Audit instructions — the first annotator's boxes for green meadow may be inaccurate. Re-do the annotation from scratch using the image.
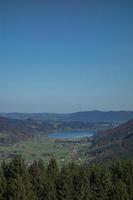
[0,137,90,165]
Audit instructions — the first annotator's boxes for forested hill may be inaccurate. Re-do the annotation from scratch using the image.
[0,110,133,122]
[0,117,34,144]
[94,119,133,145]
[88,119,133,163]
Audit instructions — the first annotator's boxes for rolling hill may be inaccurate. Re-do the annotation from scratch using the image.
[0,117,113,145]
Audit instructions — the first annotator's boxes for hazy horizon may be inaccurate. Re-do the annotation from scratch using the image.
[0,0,133,113]
[0,109,133,115]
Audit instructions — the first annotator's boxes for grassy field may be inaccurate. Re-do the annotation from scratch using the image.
[0,137,90,165]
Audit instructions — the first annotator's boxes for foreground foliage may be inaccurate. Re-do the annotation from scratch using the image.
[0,157,133,200]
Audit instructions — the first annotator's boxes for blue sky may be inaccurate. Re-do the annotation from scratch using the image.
[0,0,133,113]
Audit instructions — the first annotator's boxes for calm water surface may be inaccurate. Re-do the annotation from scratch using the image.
[48,131,94,139]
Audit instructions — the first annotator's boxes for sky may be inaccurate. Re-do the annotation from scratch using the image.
[0,0,133,113]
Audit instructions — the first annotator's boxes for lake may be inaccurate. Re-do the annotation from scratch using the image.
[48,131,94,139]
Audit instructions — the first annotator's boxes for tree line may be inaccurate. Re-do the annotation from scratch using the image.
[0,157,133,200]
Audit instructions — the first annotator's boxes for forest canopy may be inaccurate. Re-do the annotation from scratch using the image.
[0,157,133,200]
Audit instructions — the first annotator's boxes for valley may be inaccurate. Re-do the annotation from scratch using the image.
[0,136,91,166]
[0,113,133,165]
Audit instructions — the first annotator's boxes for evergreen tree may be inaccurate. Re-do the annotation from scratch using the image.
[0,157,133,200]
[72,165,91,200]
[90,166,111,200]
[0,165,6,200]
[109,180,129,200]
[57,165,72,200]
[29,159,48,200]
[121,160,133,199]
[3,156,35,200]
[47,157,59,200]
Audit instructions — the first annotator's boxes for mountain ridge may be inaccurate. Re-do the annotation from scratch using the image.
[0,110,133,122]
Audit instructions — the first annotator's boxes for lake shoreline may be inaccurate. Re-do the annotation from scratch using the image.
[48,131,94,139]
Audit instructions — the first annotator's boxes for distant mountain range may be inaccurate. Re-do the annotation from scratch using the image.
[0,111,133,122]
[88,119,133,163]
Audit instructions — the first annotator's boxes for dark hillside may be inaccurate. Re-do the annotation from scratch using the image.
[88,119,133,163]
[94,119,133,145]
